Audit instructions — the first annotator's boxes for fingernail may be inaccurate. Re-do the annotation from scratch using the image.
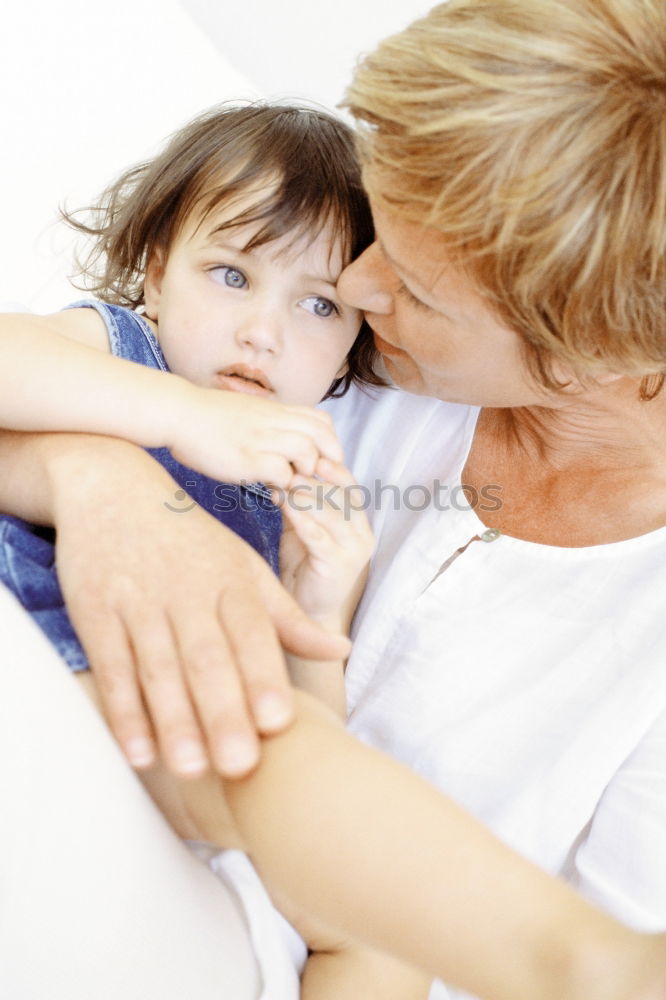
[218,737,257,776]
[173,739,208,775]
[126,737,156,768]
[256,693,291,730]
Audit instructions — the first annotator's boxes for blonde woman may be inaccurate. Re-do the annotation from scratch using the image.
[328,4,666,998]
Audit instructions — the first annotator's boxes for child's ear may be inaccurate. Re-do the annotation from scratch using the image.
[143,246,166,321]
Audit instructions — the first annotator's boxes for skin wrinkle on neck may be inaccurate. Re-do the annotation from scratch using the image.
[498,382,666,474]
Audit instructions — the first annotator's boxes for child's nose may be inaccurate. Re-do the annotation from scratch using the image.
[338,243,393,315]
[235,308,283,354]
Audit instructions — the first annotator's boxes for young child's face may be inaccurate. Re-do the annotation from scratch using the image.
[143,193,363,406]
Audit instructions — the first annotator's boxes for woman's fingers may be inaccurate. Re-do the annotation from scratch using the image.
[81,611,158,770]
[126,609,210,777]
[52,441,351,780]
[220,584,295,734]
[174,604,274,778]
[257,557,352,658]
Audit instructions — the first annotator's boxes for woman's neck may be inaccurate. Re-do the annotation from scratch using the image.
[500,378,666,474]
[463,378,666,546]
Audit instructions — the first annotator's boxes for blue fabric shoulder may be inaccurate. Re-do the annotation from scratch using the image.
[0,301,282,672]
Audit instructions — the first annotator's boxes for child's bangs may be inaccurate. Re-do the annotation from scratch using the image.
[196,170,356,265]
[187,106,374,264]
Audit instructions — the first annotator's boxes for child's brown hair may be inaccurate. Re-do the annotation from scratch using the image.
[65,102,386,397]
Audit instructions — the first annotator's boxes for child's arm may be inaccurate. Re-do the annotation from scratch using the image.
[122,685,666,1000]
[301,945,432,1000]
[82,666,430,999]
[0,309,343,487]
[279,892,433,1000]
[277,460,374,717]
[277,467,434,996]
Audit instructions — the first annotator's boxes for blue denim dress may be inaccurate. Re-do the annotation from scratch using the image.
[0,301,282,670]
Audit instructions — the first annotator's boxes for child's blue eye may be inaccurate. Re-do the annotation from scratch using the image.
[211,266,247,289]
[302,296,338,318]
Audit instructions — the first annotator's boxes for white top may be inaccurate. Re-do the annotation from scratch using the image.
[323,384,666,1000]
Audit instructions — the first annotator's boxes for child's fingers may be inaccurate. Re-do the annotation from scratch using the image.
[308,461,375,537]
[260,428,343,480]
[280,476,374,551]
[280,505,341,566]
[200,397,344,481]
[277,409,344,466]
[314,457,359,488]
[249,445,342,490]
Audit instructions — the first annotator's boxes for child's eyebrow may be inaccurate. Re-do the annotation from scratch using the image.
[201,233,248,252]
[201,233,341,289]
[203,230,338,289]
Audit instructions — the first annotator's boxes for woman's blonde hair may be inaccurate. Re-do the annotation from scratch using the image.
[345,0,666,396]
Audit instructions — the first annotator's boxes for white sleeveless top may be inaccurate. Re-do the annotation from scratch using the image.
[324,384,666,999]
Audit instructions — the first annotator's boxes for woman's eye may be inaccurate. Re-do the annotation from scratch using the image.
[210,266,247,289]
[302,296,338,318]
[397,280,430,312]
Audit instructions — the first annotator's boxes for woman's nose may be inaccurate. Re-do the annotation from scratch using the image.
[338,242,393,315]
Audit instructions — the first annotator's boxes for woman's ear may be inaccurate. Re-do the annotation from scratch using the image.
[143,247,166,321]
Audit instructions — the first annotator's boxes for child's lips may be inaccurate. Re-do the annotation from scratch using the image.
[214,365,275,397]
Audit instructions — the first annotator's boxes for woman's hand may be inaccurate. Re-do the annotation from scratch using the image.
[168,384,345,489]
[44,435,350,779]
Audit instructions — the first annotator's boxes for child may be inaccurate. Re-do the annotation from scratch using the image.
[0,102,380,715]
[0,99,427,997]
[1,102,666,1000]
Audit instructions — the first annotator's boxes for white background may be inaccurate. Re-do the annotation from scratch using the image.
[1,0,432,312]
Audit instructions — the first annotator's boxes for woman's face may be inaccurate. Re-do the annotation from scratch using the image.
[338,199,550,408]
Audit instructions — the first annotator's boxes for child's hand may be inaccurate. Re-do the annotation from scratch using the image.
[277,459,374,630]
[168,384,344,488]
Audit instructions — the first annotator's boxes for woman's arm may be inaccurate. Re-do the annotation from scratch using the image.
[0,428,349,776]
